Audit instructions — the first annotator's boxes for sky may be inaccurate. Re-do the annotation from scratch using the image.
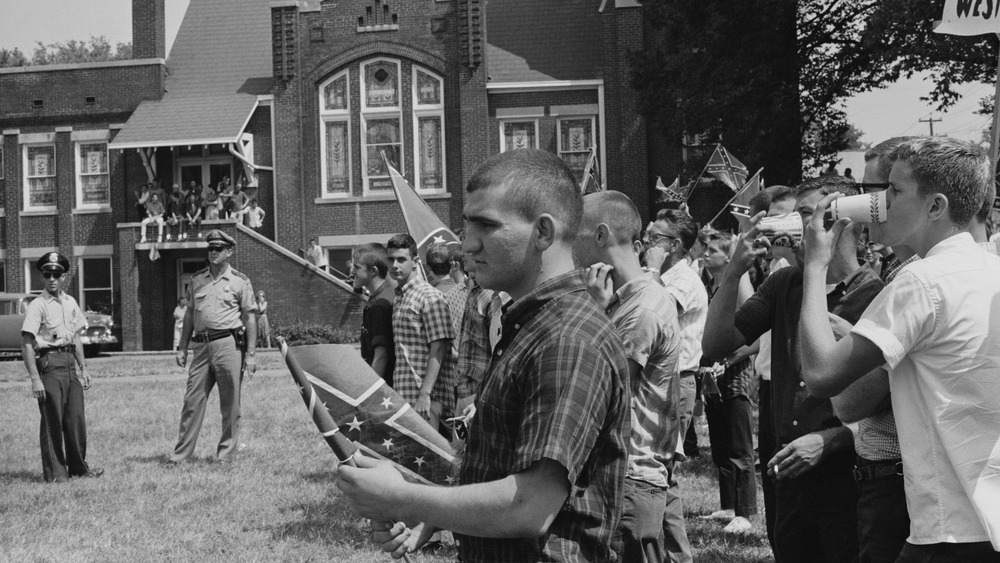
[0,0,993,159]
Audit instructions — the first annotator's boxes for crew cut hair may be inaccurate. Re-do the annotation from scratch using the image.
[465,149,583,242]
[353,243,388,278]
[888,136,991,227]
[794,176,860,199]
[582,191,643,246]
[386,233,418,258]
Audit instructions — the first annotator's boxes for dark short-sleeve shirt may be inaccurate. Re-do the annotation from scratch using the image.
[734,266,883,445]
[361,280,396,385]
[457,270,631,562]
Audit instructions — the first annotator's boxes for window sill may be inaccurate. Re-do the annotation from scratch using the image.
[20,209,57,217]
[73,207,112,215]
[314,192,451,205]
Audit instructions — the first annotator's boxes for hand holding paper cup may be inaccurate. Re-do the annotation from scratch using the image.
[757,212,803,247]
[827,191,888,224]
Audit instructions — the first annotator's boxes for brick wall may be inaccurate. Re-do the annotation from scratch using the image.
[0,63,164,125]
[132,0,166,59]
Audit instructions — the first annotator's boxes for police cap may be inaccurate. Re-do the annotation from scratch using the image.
[37,252,70,273]
[205,230,236,248]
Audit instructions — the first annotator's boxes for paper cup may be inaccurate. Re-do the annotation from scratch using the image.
[829,191,887,224]
[757,212,803,246]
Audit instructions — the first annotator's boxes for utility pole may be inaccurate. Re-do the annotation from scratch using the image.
[919,116,942,136]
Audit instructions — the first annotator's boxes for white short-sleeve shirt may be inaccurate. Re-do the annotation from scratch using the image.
[852,233,1000,548]
[660,259,708,373]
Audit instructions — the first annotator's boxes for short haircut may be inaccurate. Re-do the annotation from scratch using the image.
[425,243,452,276]
[654,208,699,251]
[748,186,795,216]
[705,230,733,256]
[353,243,389,278]
[466,149,583,242]
[794,176,860,199]
[865,136,918,181]
[888,137,991,227]
[448,244,467,274]
[386,233,418,257]
[697,226,718,247]
[581,191,642,246]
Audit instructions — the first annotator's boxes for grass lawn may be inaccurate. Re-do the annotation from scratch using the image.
[0,351,773,562]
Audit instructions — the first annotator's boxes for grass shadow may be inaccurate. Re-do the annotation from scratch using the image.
[268,500,368,547]
[0,470,43,484]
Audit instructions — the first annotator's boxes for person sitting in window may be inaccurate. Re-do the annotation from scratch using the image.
[140,193,166,243]
[217,177,235,218]
[245,199,265,231]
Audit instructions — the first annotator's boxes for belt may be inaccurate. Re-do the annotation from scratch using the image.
[190,329,236,343]
[854,459,903,481]
[38,345,75,355]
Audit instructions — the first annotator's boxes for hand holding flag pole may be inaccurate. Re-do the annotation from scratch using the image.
[280,338,415,563]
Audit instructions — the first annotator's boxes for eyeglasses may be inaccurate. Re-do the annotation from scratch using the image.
[643,231,679,245]
[856,182,890,193]
[42,272,63,279]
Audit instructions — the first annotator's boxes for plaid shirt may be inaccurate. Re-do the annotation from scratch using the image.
[880,253,918,284]
[458,270,631,563]
[392,277,456,414]
[455,283,494,399]
[444,280,471,336]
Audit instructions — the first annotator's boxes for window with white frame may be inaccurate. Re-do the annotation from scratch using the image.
[24,144,57,211]
[25,260,45,294]
[76,142,110,208]
[557,117,597,185]
[319,70,352,197]
[318,58,448,197]
[79,256,113,315]
[413,68,445,192]
[500,120,539,152]
[361,59,403,193]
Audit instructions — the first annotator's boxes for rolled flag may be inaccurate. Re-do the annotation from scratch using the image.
[579,147,604,194]
[381,151,460,278]
[282,341,459,486]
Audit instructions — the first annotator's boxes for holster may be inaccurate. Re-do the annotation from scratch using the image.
[232,327,248,374]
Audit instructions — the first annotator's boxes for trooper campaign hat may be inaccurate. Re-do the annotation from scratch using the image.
[205,230,236,248]
[37,252,70,273]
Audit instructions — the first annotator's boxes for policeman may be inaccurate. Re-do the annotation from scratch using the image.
[166,230,257,464]
[21,252,103,482]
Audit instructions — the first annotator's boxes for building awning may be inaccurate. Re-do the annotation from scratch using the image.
[108,94,258,150]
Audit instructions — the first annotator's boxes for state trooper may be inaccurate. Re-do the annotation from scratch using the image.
[165,230,257,464]
[21,252,103,482]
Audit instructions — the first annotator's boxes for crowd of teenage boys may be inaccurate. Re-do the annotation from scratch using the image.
[134,176,265,243]
[337,141,1000,563]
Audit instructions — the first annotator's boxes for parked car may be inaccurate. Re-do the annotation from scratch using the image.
[0,293,118,358]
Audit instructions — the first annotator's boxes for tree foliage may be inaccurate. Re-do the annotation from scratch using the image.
[632,0,999,179]
[0,36,131,68]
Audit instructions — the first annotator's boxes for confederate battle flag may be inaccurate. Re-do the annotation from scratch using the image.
[283,342,459,485]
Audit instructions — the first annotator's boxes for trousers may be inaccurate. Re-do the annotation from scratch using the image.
[705,394,758,517]
[37,350,89,482]
[617,478,668,563]
[170,336,242,461]
[758,380,779,558]
[857,467,909,563]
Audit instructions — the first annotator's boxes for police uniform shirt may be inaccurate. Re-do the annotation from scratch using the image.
[187,264,257,332]
[22,291,87,349]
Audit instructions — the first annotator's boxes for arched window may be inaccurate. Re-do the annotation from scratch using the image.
[318,58,447,197]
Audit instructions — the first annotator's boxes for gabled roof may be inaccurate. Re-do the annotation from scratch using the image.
[110,0,273,149]
[486,0,604,84]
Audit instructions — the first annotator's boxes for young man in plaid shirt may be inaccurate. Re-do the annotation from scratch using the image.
[386,233,456,434]
[339,149,631,562]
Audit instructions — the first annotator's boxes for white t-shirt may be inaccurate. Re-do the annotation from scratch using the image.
[660,259,708,373]
[852,233,1000,548]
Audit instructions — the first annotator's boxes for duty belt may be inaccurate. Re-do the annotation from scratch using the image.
[854,459,903,481]
[190,329,236,343]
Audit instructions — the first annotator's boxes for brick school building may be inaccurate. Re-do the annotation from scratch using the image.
[0,0,723,350]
